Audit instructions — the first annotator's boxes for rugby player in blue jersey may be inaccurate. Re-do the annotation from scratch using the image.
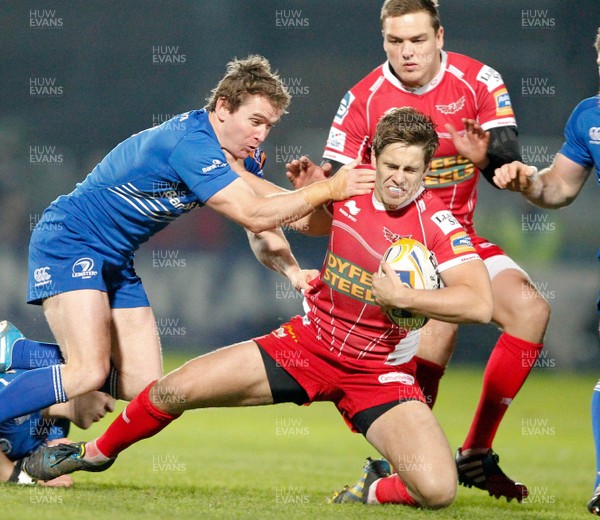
[0,55,375,427]
[493,27,600,516]
[0,369,114,487]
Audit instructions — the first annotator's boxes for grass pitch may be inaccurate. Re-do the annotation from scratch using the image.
[1,356,596,520]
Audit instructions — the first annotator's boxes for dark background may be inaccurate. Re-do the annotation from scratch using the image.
[0,1,598,370]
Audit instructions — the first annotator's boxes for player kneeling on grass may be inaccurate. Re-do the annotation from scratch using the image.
[22,107,493,509]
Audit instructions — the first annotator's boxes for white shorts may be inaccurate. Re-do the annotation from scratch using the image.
[484,254,530,281]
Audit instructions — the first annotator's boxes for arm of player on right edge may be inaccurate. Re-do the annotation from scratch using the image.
[207,158,373,234]
[493,153,592,209]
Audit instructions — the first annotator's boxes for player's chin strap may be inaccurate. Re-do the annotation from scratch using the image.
[9,459,36,485]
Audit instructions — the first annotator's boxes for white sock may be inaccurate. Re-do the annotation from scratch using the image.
[366,478,381,505]
[83,440,111,463]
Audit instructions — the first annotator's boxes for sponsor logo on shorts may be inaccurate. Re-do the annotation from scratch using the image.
[33,266,52,287]
[72,258,98,280]
[327,128,347,152]
[450,231,475,254]
[589,127,600,144]
[378,372,415,385]
[273,324,298,342]
[333,91,354,125]
[435,95,465,115]
[431,210,462,235]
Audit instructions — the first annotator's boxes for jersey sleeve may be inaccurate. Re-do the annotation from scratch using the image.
[424,197,479,272]
[168,135,240,203]
[559,101,594,168]
[323,89,370,165]
[473,64,517,131]
[243,148,267,178]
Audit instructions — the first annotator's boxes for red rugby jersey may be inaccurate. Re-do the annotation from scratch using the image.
[323,51,517,235]
[303,187,479,366]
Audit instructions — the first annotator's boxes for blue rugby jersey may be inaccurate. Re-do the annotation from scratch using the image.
[559,95,600,180]
[37,109,265,256]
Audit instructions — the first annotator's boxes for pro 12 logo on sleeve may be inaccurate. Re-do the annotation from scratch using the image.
[327,128,347,152]
[431,210,462,235]
[333,91,355,125]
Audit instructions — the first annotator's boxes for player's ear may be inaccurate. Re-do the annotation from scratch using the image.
[436,26,444,50]
[370,150,377,168]
[215,97,232,121]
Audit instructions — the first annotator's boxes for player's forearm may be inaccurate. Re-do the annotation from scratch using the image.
[243,182,329,233]
[247,228,301,280]
[387,261,493,324]
[521,167,577,209]
[399,285,493,324]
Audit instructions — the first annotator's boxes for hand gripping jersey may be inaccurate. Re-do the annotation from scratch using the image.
[324,51,516,235]
[35,110,265,259]
[302,186,479,366]
[559,95,600,177]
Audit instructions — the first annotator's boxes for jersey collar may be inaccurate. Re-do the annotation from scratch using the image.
[383,50,448,95]
[371,185,425,212]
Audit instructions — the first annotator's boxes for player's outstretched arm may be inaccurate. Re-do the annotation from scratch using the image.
[207,158,375,233]
[373,259,492,324]
[494,154,592,208]
[246,228,318,292]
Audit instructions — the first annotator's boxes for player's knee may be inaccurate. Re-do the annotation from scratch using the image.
[149,380,188,414]
[62,360,109,395]
[496,283,551,333]
[516,288,551,328]
[413,476,456,509]
[419,321,458,356]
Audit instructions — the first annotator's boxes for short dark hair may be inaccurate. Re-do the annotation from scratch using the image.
[372,107,439,164]
[205,55,290,113]
[380,0,441,32]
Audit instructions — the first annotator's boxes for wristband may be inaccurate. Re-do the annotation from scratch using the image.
[303,181,331,209]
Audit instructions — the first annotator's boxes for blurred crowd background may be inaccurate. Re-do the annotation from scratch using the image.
[1,0,598,370]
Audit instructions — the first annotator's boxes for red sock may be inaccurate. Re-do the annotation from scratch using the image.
[96,382,181,458]
[462,332,543,450]
[414,356,445,409]
[374,474,419,506]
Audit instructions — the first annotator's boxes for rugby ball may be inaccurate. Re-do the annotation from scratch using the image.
[379,238,440,330]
